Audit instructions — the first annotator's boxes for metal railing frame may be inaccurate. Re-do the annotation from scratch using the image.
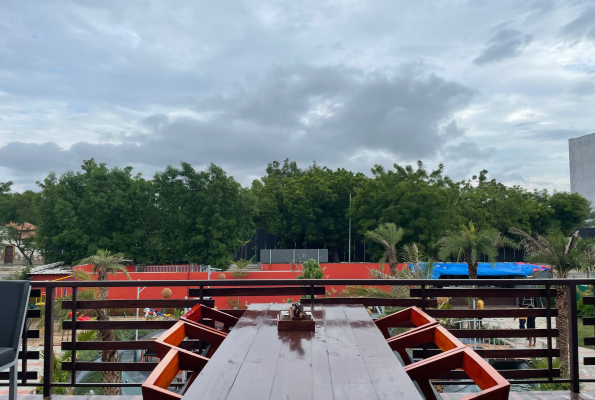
[3,277,593,395]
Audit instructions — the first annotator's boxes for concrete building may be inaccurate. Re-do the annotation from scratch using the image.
[569,132,595,208]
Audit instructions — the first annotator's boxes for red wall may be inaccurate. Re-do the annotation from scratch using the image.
[31,263,397,309]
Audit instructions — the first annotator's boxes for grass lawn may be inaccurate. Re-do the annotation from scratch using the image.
[578,318,594,349]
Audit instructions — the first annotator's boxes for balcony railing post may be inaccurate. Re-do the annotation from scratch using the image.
[545,284,553,381]
[568,284,580,393]
[199,285,204,305]
[21,302,29,385]
[310,285,315,308]
[43,286,55,397]
[420,284,427,360]
[71,288,77,385]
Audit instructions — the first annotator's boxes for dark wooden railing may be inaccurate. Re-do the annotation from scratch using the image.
[2,278,594,395]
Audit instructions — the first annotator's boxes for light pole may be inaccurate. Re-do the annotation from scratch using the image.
[348,193,352,263]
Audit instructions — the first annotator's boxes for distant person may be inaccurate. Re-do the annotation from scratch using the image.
[527,306,537,347]
[477,299,484,326]
[514,304,527,330]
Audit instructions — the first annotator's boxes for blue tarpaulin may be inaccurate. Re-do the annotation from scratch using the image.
[420,262,547,279]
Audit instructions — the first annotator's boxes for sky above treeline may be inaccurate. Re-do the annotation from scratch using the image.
[0,1,594,192]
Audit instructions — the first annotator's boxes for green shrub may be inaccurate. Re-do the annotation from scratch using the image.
[529,357,572,391]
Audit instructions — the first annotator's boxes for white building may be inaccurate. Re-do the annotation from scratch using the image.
[569,132,595,209]
[0,222,44,266]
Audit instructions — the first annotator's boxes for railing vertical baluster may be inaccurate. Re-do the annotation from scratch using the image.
[198,285,205,355]
[43,286,55,397]
[568,284,580,393]
[420,284,427,360]
[310,285,315,308]
[21,307,28,384]
[71,288,78,385]
[545,284,553,381]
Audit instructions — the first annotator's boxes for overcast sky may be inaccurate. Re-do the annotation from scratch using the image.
[0,0,594,191]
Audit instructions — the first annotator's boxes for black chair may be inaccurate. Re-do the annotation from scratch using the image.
[0,280,31,400]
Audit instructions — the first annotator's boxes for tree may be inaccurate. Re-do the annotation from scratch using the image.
[0,182,11,194]
[400,243,435,280]
[36,160,154,264]
[252,160,366,261]
[438,222,516,279]
[296,259,325,279]
[0,222,39,266]
[548,192,590,234]
[528,191,590,235]
[353,162,461,256]
[365,223,403,276]
[80,250,131,395]
[150,162,256,269]
[509,226,595,377]
[459,170,535,233]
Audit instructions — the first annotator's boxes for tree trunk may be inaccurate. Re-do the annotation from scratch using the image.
[97,271,121,395]
[15,246,34,266]
[467,258,478,309]
[468,262,478,280]
[388,248,398,277]
[556,285,570,377]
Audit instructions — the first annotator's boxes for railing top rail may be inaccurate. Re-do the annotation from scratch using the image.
[29,277,595,288]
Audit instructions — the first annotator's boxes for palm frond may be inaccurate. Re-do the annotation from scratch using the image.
[365,223,403,248]
[509,227,547,252]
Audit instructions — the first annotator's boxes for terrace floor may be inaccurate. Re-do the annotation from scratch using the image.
[2,392,595,400]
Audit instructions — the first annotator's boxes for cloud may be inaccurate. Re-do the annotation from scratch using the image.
[443,141,495,161]
[0,142,75,176]
[473,29,533,65]
[0,1,594,193]
[0,64,475,185]
[528,129,587,141]
[571,81,595,95]
[559,7,595,42]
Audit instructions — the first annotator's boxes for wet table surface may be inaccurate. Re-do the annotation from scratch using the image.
[182,303,422,400]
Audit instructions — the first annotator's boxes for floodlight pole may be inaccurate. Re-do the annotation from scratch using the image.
[348,193,351,263]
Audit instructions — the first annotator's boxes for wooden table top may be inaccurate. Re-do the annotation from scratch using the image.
[182,303,422,400]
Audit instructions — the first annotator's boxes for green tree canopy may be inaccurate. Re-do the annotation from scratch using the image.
[36,159,153,264]
[352,161,461,255]
[149,162,256,269]
[253,159,366,261]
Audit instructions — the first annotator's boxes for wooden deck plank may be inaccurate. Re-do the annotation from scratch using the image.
[309,306,335,400]
[322,305,387,399]
[268,307,316,400]
[342,304,422,400]
[183,303,269,400]
[225,304,286,400]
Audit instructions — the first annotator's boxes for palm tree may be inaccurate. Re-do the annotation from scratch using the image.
[80,250,131,395]
[401,243,435,280]
[438,222,516,280]
[365,223,403,276]
[343,243,435,300]
[509,226,595,377]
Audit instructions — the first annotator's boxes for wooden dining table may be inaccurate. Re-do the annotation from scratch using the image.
[181,303,423,400]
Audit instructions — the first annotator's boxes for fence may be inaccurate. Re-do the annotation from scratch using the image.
[3,278,594,395]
